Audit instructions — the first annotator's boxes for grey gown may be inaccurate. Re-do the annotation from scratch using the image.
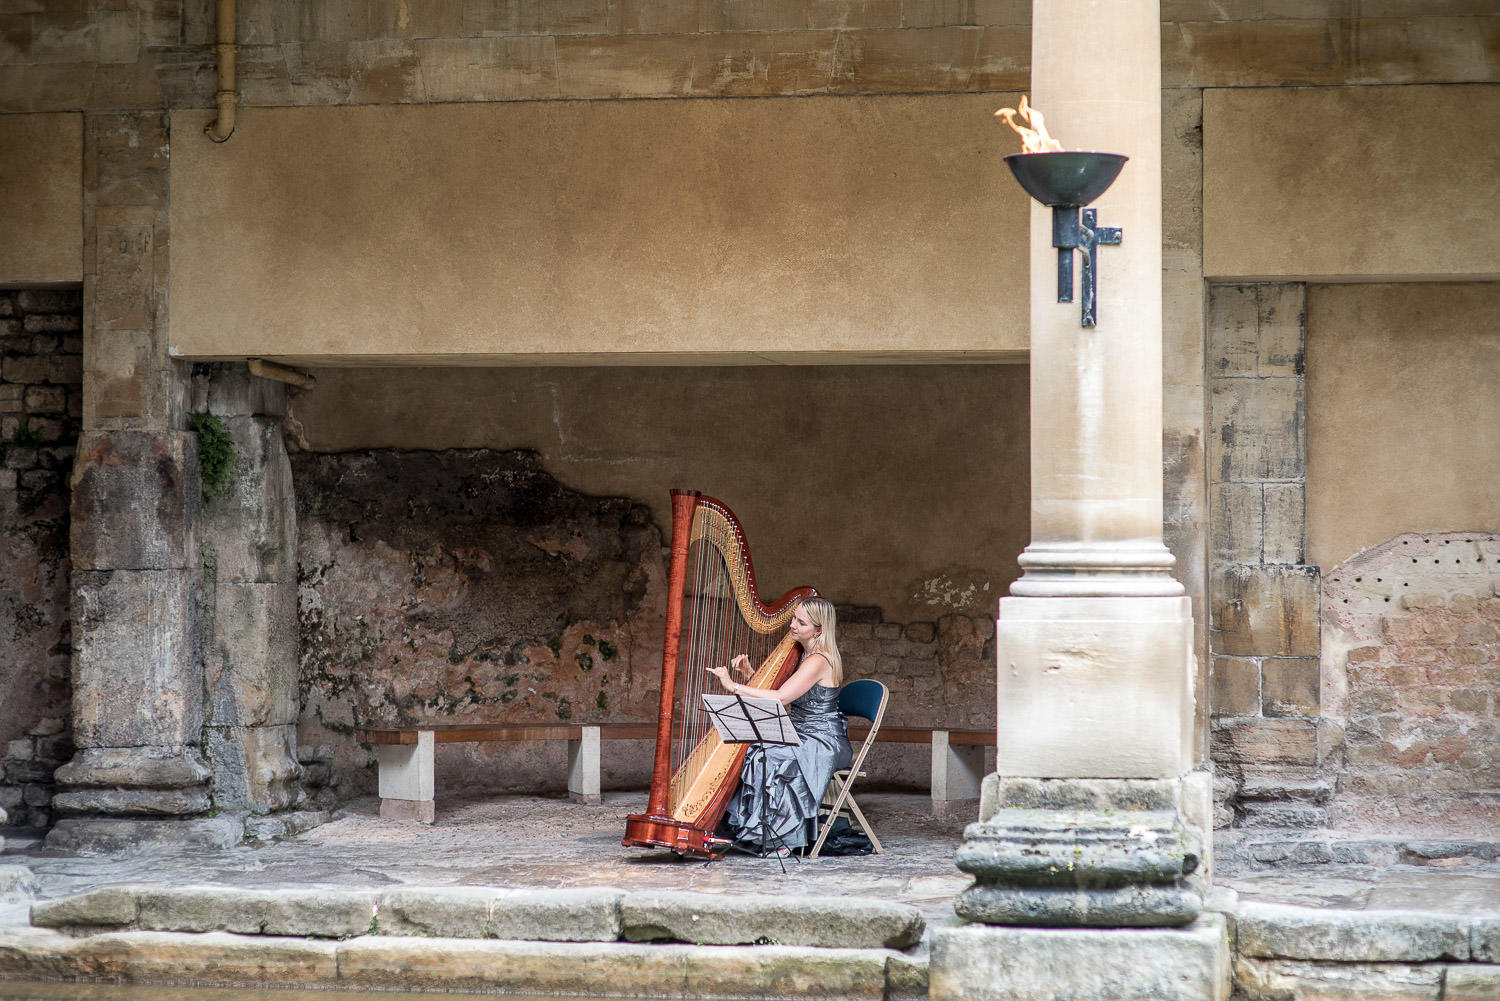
[724,683,853,853]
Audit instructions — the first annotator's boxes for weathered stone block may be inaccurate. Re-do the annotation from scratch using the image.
[70,569,204,748]
[31,886,141,929]
[1260,481,1306,564]
[135,886,266,934]
[619,891,924,949]
[1211,563,1320,657]
[200,415,296,585]
[1254,283,1306,376]
[929,914,1230,1001]
[1472,916,1500,962]
[1261,656,1319,717]
[50,787,211,817]
[1206,284,1260,377]
[43,816,243,853]
[1231,956,1441,1001]
[205,581,299,727]
[1208,376,1304,485]
[378,886,622,941]
[70,930,339,988]
[1211,655,1261,717]
[260,889,380,938]
[1210,717,1318,767]
[203,723,303,814]
[1447,965,1500,1001]
[1210,482,1263,564]
[70,429,199,570]
[333,937,893,998]
[1235,901,1469,961]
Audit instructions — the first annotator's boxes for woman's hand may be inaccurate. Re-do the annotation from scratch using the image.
[708,665,736,690]
[729,653,752,678]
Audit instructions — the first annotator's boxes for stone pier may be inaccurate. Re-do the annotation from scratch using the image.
[930,2,1228,997]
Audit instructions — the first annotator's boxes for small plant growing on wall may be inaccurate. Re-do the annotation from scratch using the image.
[188,412,238,505]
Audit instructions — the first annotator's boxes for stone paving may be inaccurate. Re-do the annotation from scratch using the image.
[0,792,976,929]
[3,791,1500,998]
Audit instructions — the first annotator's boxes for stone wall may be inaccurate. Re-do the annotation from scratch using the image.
[293,448,995,798]
[0,289,82,828]
[1204,283,1324,828]
[1322,533,1500,836]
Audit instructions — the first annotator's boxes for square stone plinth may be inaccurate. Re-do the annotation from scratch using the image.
[929,913,1230,1001]
[995,595,1194,778]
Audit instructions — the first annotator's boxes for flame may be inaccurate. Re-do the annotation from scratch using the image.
[994,96,1062,154]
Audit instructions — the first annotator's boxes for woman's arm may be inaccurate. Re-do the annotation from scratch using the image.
[711,652,833,705]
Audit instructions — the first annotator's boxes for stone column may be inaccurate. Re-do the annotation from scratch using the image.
[931,3,1226,998]
[47,113,237,852]
[195,364,304,820]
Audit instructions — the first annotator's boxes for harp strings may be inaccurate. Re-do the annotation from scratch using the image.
[668,508,773,805]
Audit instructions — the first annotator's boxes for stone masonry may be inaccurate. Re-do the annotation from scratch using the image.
[292,448,996,801]
[0,289,82,830]
[1206,283,1325,829]
[1323,532,1500,835]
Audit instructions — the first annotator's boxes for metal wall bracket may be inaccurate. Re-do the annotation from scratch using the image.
[1052,207,1123,328]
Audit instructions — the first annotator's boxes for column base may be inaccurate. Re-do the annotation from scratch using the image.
[930,914,1231,1001]
[45,816,245,853]
[51,746,213,818]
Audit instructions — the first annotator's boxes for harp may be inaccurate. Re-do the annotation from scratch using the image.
[623,490,816,858]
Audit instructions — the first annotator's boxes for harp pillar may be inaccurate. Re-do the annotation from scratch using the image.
[932,3,1228,998]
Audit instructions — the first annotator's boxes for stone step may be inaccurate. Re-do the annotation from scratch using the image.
[1237,776,1333,805]
[29,884,926,951]
[1237,802,1330,829]
[0,925,924,1000]
[1219,833,1500,870]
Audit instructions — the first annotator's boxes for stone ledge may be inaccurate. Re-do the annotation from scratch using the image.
[30,885,925,951]
[1236,901,1472,962]
[0,925,917,1000]
[619,890,924,949]
[929,913,1231,1001]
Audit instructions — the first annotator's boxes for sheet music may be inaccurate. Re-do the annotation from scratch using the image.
[702,694,801,746]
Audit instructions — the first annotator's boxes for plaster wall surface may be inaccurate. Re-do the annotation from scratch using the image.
[1305,282,1500,571]
[0,114,82,285]
[1203,85,1500,282]
[287,364,1029,624]
[168,96,1029,365]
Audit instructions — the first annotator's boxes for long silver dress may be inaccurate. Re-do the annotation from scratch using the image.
[724,683,853,854]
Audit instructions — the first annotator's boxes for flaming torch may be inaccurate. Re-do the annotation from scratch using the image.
[996,97,1127,328]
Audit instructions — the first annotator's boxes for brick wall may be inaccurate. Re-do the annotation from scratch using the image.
[0,288,82,828]
[1323,533,1500,835]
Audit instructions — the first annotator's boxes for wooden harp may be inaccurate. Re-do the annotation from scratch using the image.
[623,490,815,858]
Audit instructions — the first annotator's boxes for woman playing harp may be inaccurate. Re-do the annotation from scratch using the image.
[709,596,853,857]
[623,491,832,858]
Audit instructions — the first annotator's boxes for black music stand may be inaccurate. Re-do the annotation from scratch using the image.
[702,693,804,870]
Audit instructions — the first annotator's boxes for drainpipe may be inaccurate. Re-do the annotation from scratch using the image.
[205,0,238,142]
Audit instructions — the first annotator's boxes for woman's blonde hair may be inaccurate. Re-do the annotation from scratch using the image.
[799,596,843,685]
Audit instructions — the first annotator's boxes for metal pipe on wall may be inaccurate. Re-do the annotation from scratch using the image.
[205,0,238,142]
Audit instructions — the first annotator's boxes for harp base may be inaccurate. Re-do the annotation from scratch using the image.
[623,812,727,859]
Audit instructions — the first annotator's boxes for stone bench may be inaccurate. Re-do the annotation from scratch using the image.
[850,726,995,818]
[356,722,994,823]
[356,723,656,822]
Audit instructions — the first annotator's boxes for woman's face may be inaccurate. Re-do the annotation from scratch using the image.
[788,606,820,646]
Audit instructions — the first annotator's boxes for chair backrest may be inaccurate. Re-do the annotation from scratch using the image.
[839,679,888,728]
[838,679,889,783]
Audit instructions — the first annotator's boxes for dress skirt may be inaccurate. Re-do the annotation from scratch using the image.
[724,683,853,853]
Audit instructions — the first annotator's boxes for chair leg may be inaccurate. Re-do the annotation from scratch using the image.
[842,794,883,854]
[809,773,852,858]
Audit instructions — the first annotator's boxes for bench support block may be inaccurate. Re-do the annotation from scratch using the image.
[931,730,986,818]
[376,732,435,824]
[567,726,602,804]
